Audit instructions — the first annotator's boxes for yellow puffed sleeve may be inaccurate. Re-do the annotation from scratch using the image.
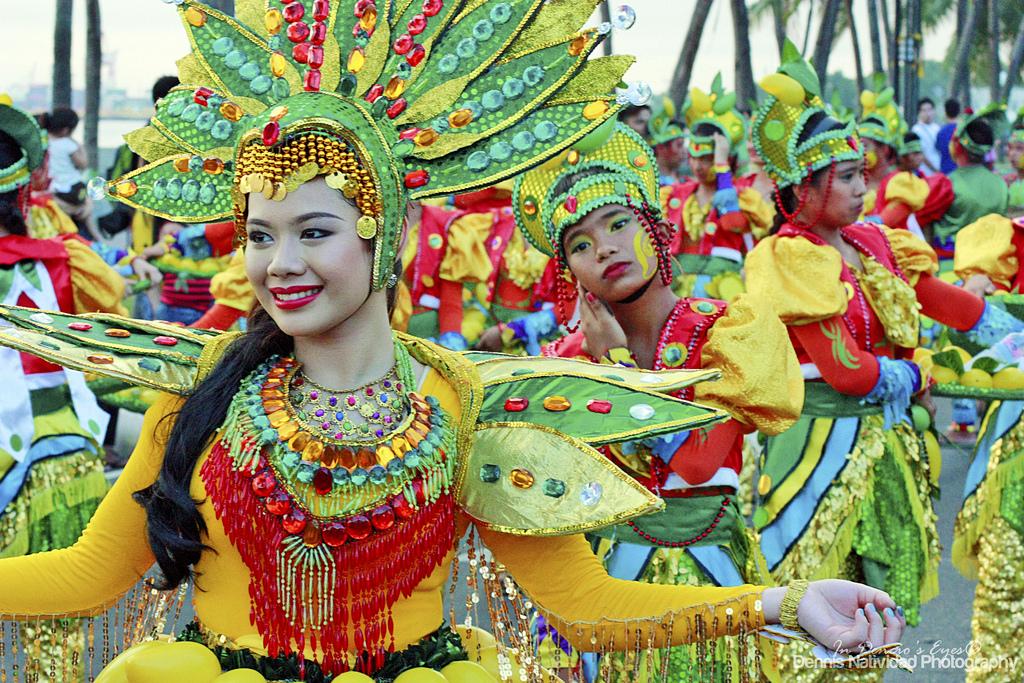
[953,214,1017,288]
[880,224,938,285]
[743,234,847,325]
[883,171,928,212]
[695,294,803,435]
[738,188,775,238]
[862,188,878,217]
[438,212,494,283]
[210,248,255,313]
[64,238,128,315]
[390,280,413,332]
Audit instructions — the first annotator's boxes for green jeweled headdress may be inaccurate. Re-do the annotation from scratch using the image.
[102,0,635,289]
[1008,106,1024,144]
[683,73,745,157]
[512,121,659,262]
[0,95,45,194]
[751,39,860,188]
[646,95,685,146]
[955,102,1007,157]
[857,87,905,149]
[900,133,922,156]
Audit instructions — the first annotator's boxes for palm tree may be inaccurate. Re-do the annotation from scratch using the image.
[668,0,714,108]
[987,0,999,103]
[811,0,843,93]
[866,0,886,77]
[948,0,981,102]
[84,0,101,169]
[844,0,866,94]
[600,1,612,57]
[731,0,757,111]
[1001,17,1024,102]
[52,0,74,109]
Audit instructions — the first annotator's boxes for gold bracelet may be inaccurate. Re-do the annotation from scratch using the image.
[780,579,809,631]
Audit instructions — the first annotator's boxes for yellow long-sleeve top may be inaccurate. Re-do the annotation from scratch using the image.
[0,367,765,658]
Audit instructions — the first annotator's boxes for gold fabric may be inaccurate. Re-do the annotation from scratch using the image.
[853,256,920,348]
[209,248,255,313]
[744,235,848,325]
[26,199,78,239]
[131,210,155,254]
[880,224,938,285]
[695,293,803,435]
[954,214,1017,288]
[501,227,549,290]
[438,212,494,283]
[682,192,709,243]
[862,189,878,217]
[390,280,413,332]
[883,172,928,212]
[64,238,128,316]
[738,188,775,238]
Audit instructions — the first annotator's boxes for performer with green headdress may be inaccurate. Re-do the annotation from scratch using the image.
[1005,107,1024,209]
[660,75,774,300]
[0,3,905,682]
[743,38,1014,681]
[645,95,687,186]
[514,120,804,681]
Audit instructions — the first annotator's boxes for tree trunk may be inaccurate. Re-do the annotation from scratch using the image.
[1001,13,1024,102]
[955,0,971,105]
[948,0,981,102]
[731,0,756,111]
[867,0,885,77]
[668,0,715,108]
[988,0,1000,102]
[801,2,815,56]
[880,0,896,89]
[770,0,786,57]
[599,1,612,57]
[845,0,866,94]
[52,0,74,109]
[84,0,101,170]
[812,0,843,94]
[205,0,234,14]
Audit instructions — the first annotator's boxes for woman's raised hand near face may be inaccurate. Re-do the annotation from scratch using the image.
[577,282,628,360]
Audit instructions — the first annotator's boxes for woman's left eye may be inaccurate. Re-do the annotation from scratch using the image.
[301,228,332,240]
[609,218,630,232]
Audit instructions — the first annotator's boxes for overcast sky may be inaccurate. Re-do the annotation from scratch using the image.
[4,0,958,99]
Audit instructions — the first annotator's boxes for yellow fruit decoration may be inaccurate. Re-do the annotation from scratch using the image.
[993,366,1024,390]
[688,87,712,114]
[930,365,959,384]
[959,368,993,389]
[912,347,933,365]
[439,660,498,682]
[759,73,805,107]
[859,89,877,111]
[331,673,376,682]
[215,670,268,682]
[393,669,448,683]
[924,430,942,487]
[944,346,973,365]
[94,641,165,683]
[124,641,222,683]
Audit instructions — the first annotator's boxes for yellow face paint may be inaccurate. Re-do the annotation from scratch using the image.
[864,150,878,170]
[633,226,657,280]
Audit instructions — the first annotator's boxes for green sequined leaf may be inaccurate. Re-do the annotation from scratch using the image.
[124,125,187,163]
[545,55,634,107]
[106,154,235,223]
[151,87,252,155]
[504,0,598,55]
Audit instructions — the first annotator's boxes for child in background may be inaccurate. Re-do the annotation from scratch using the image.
[39,108,92,237]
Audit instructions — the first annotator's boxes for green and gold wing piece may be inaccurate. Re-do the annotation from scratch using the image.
[455,350,728,535]
[0,305,236,395]
[101,0,639,289]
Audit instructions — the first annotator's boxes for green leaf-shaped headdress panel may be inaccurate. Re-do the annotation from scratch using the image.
[954,102,1008,158]
[0,96,45,194]
[750,39,860,188]
[101,0,636,290]
[682,73,744,157]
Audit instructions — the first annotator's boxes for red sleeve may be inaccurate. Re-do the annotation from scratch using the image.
[437,277,464,335]
[913,273,985,331]
[915,174,955,227]
[792,317,880,396]
[190,302,244,330]
[667,420,745,485]
[203,221,237,257]
[879,202,913,230]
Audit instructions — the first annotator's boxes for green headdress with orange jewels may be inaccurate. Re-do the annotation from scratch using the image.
[101,0,636,289]
[0,95,45,194]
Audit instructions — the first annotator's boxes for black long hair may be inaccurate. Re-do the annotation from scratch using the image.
[0,131,28,236]
[134,306,293,588]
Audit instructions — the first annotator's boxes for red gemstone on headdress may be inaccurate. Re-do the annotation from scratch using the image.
[346,514,372,540]
[308,46,325,69]
[293,42,310,63]
[504,397,529,412]
[565,195,578,213]
[391,493,415,519]
[587,399,613,414]
[399,128,421,140]
[387,98,407,118]
[266,491,292,516]
[422,0,443,17]
[193,87,213,106]
[322,522,348,547]
[365,84,384,103]
[406,44,426,67]
[408,13,427,34]
[252,470,277,497]
[304,69,322,91]
[310,21,328,45]
[282,509,308,534]
[354,0,374,16]
[153,335,178,346]
[312,0,330,21]
[283,3,305,22]
[371,504,395,530]
[393,33,414,55]
[404,169,430,188]
[263,121,281,146]
[287,21,310,42]
[68,322,93,331]
[312,467,333,495]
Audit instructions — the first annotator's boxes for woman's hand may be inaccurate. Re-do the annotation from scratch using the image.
[712,133,730,167]
[763,580,905,653]
[130,257,163,287]
[577,284,627,360]
[963,273,996,298]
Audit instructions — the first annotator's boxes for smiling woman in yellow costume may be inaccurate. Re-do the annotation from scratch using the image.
[0,3,904,682]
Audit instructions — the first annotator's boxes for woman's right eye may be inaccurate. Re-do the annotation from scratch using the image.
[247,230,272,244]
[570,239,591,254]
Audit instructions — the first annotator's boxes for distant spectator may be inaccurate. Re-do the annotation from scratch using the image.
[618,104,651,137]
[936,98,960,174]
[40,108,92,237]
[912,98,941,175]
